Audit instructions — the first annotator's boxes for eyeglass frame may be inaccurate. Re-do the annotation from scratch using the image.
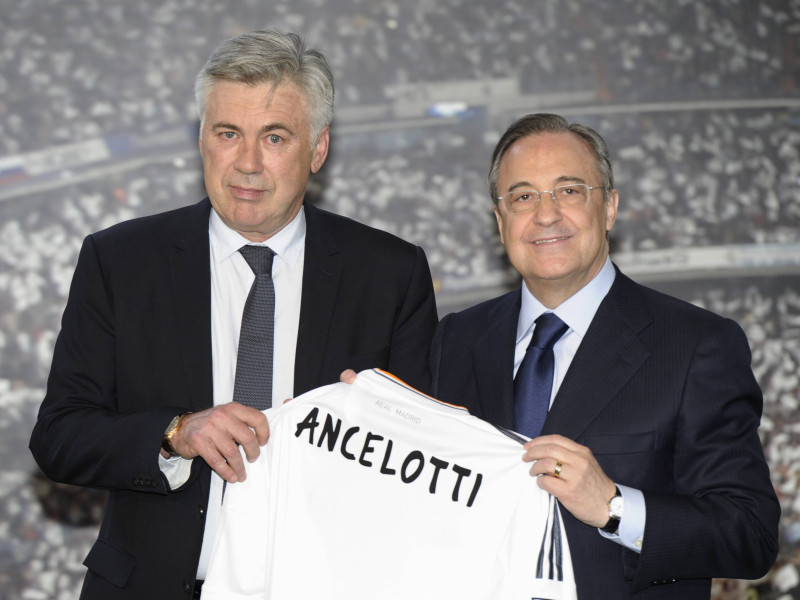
[495,183,608,213]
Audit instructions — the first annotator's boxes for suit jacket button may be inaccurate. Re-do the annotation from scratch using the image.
[183,581,191,593]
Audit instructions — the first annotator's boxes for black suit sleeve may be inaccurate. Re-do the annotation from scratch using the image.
[632,317,779,589]
[29,234,180,494]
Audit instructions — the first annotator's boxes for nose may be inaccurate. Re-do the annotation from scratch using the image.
[532,191,562,227]
[235,139,263,175]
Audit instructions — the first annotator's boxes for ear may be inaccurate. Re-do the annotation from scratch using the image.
[605,188,619,232]
[494,205,505,245]
[310,126,330,173]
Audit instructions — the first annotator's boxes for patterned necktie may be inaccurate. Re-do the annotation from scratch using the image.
[513,312,569,438]
[232,245,276,411]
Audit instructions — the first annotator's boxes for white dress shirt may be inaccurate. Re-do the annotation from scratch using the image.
[160,205,305,578]
[514,257,646,553]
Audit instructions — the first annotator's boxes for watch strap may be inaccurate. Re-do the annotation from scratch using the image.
[601,486,622,534]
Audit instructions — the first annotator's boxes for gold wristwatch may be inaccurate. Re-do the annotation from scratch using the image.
[161,413,190,457]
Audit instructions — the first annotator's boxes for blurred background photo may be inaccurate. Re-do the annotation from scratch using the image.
[1,1,798,598]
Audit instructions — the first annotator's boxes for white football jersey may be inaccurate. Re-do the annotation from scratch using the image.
[203,369,576,600]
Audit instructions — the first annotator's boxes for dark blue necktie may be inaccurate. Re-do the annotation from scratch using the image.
[513,312,569,438]
[232,245,276,411]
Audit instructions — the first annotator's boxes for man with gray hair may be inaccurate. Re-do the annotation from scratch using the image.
[30,30,437,599]
[431,113,779,598]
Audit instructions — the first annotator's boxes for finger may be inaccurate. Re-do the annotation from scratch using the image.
[195,438,241,483]
[218,439,247,481]
[528,457,563,479]
[535,472,565,496]
[339,369,357,384]
[219,403,269,445]
[523,435,592,465]
[523,433,578,453]
[220,409,268,461]
[522,443,567,464]
[255,416,270,445]
[237,407,269,446]
[236,429,261,464]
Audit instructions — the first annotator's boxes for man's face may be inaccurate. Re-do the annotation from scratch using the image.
[199,80,329,242]
[494,131,618,307]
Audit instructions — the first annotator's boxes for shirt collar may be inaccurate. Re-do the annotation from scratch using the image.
[517,257,616,343]
[209,206,306,267]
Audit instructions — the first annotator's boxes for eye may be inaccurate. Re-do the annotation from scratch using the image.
[514,191,535,203]
[221,131,237,140]
[267,134,283,144]
[554,184,590,205]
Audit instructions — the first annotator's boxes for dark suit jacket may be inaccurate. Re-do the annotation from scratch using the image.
[430,265,779,599]
[29,199,438,599]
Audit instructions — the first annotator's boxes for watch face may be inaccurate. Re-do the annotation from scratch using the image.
[609,496,624,519]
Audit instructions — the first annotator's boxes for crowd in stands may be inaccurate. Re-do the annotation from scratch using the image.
[1,0,796,154]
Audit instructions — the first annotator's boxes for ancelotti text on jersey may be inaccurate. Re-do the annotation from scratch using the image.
[294,407,484,508]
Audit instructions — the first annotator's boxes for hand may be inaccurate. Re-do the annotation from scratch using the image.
[523,434,616,528]
[169,403,269,483]
[339,369,357,384]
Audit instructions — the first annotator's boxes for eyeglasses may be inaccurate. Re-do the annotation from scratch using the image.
[496,183,606,214]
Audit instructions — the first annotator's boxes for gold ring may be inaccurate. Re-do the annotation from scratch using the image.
[554,462,563,478]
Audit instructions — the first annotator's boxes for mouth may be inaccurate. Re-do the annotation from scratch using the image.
[533,236,570,245]
[229,185,266,200]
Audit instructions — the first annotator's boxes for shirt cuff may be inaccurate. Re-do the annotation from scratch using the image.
[158,453,194,490]
[598,484,645,553]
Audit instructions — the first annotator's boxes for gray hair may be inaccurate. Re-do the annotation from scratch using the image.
[194,30,334,145]
[488,113,615,204]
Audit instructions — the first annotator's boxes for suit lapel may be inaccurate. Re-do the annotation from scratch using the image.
[473,291,519,429]
[543,270,652,440]
[294,204,343,395]
[170,199,214,412]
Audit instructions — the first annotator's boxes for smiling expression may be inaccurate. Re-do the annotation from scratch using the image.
[494,131,618,308]
[199,80,329,242]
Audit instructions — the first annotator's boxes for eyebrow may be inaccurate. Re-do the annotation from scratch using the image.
[210,122,295,135]
[507,174,588,192]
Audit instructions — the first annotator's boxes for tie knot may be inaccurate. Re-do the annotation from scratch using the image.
[529,313,569,350]
[239,245,275,275]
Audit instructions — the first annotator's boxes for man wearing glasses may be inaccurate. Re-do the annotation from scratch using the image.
[430,113,779,599]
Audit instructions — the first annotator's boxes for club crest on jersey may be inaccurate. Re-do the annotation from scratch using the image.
[294,407,484,508]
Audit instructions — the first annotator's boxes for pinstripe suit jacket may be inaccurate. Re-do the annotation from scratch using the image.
[430,264,779,599]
